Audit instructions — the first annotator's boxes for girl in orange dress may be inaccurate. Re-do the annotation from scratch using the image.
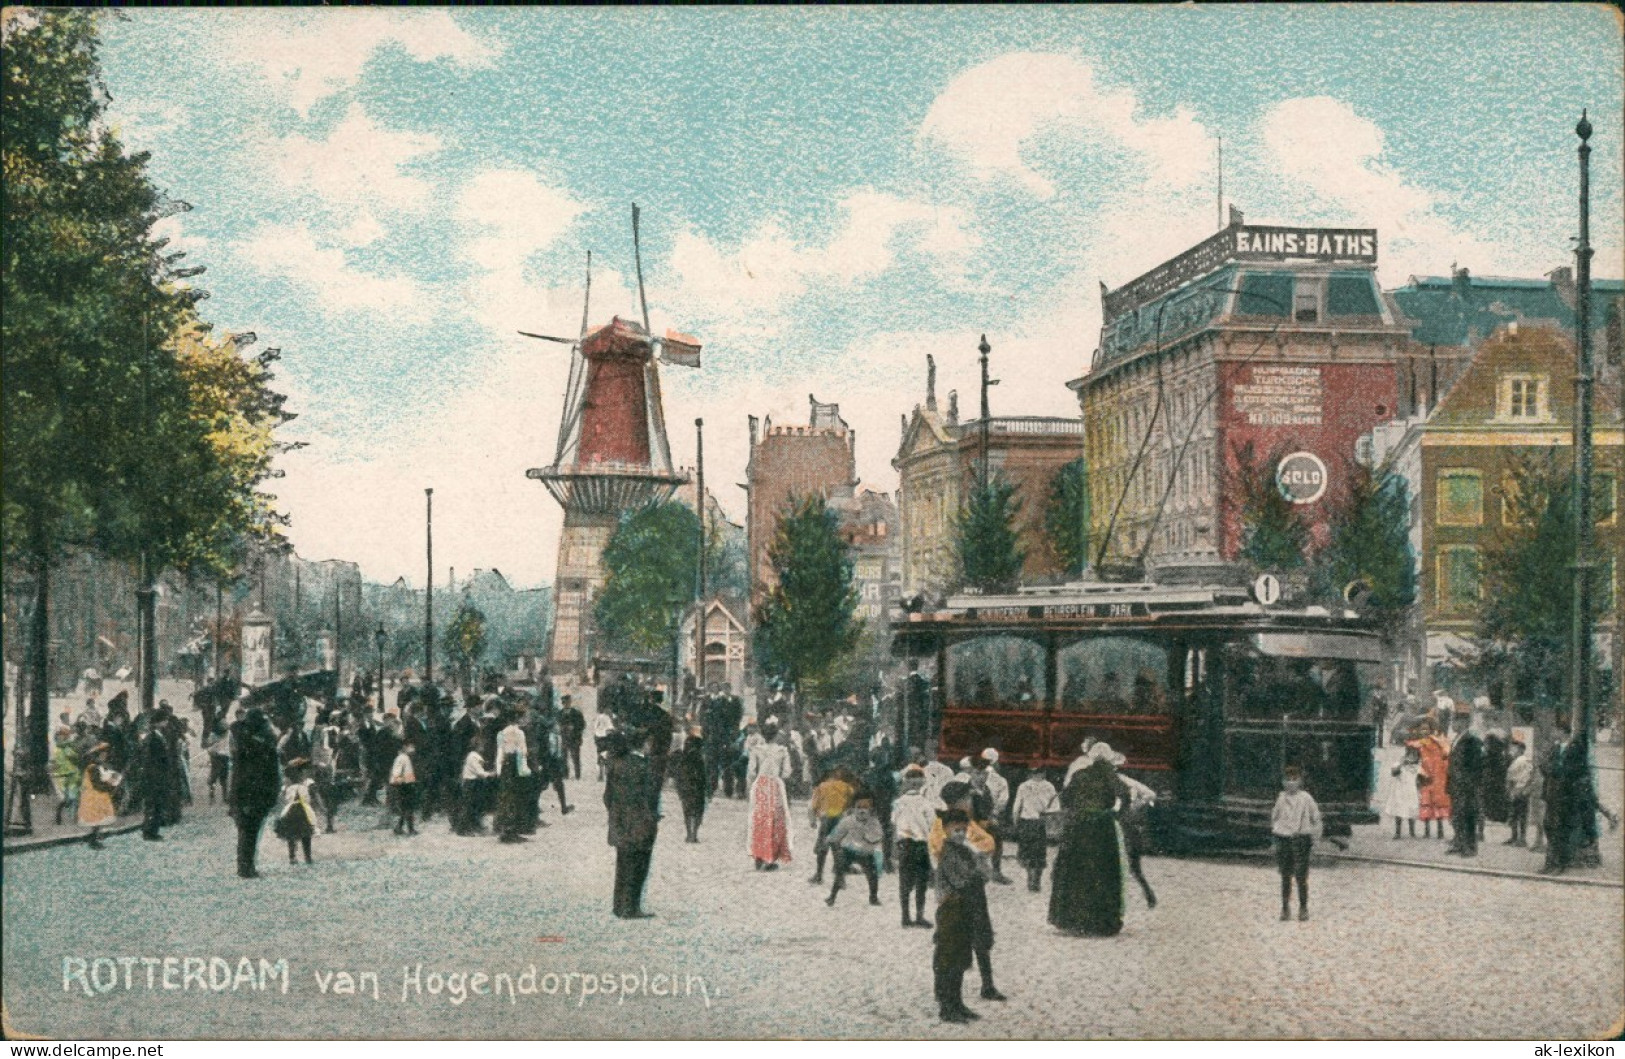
[1409,720,1451,840]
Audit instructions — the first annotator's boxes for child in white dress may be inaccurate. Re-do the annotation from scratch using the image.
[1383,744,1422,839]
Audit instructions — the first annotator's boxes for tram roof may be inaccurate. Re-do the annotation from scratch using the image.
[893,581,1381,635]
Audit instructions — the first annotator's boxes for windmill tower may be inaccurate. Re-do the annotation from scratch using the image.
[524,206,702,678]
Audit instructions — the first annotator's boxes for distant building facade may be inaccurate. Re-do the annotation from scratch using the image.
[895,356,1083,599]
[679,596,750,696]
[842,488,903,626]
[744,395,860,608]
[1068,211,1411,582]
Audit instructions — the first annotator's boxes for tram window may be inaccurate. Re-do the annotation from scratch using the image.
[1227,648,1369,718]
[1056,637,1171,714]
[947,635,1045,708]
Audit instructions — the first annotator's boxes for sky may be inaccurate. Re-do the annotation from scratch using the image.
[94,5,1624,589]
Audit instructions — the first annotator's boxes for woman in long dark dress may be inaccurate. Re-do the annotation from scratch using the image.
[1048,743,1128,937]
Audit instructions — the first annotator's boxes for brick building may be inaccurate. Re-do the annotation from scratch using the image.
[1067,211,1412,582]
[743,395,860,608]
[894,356,1083,599]
[1366,268,1624,709]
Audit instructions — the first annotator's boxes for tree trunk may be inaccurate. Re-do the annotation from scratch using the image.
[26,560,53,794]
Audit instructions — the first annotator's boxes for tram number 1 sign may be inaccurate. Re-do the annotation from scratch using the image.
[1252,574,1282,606]
[1276,451,1328,505]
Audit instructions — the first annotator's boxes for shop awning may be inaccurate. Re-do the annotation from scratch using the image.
[1426,632,1479,667]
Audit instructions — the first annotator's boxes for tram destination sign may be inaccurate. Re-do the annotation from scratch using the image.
[1103,225,1379,322]
[964,601,1153,622]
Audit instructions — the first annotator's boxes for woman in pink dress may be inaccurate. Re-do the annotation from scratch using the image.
[1409,719,1451,840]
[746,721,794,870]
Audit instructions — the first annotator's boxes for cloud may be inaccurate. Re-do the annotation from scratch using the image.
[919,53,1213,200]
[1258,96,1506,281]
[234,223,434,320]
[664,189,979,339]
[232,10,502,117]
[274,104,444,220]
[455,169,588,338]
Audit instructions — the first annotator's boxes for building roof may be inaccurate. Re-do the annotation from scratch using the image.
[1390,267,1623,350]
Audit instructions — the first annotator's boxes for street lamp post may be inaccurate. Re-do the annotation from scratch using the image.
[667,590,686,715]
[424,488,434,686]
[375,624,387,714]
[1571,110,1597,750]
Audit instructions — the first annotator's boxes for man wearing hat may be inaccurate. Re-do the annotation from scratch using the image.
[932,807,1000,1023]
[603,730,660,918]
[229,707,281,879]
[675,725,709,843]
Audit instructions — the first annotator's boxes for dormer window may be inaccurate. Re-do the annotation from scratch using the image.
[1498,373,1549,421]
[1294,280,1321,323]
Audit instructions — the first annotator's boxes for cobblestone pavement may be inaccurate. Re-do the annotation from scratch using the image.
[5,758,1621,1042]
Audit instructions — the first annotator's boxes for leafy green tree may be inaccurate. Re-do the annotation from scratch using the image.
[1044,458,1090,578]
[753,494,861,696]
[596,500,717,655]
[958,474,1026,591]
[1232,443,1309,571]
[3,10,289,780]
[1476,451,1610,719]
[442,600,488,696]
[1312,462,1417,633]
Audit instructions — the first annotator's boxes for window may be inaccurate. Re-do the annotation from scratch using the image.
[1437,546,1482,611]
[1598,556,1617,615]
[1237,272,1293,317]
[948,635,1045,709]
[1056,636,1171,713]
[1498,373,1549,421]
[1294,278,1321,322]
[1596,472,1617,526]
[1437,469,1483,526]
[1327,272,1381,317]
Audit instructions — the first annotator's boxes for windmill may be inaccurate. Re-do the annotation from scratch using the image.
[523,204,702,677]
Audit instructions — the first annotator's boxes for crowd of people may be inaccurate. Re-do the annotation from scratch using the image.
[29,670,1622,1026]
[48,690,191,848]
[1374,705,1618,875]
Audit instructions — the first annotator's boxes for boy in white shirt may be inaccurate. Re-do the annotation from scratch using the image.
[1271,765,1322,921]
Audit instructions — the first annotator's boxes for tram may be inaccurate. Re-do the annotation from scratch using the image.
[891,581,1385,848]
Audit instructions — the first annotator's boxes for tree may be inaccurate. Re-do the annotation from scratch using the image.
[3,10,290,781]
[753,494,861,697]
[1044,457,1090,578]
[1312,462,1417,633]
[3,9,205,783]
[1476,451,1610,721]
[442,600,488,696]
[957,474,1026,591]
[595,500,718,655]
[1232,442,1309,571]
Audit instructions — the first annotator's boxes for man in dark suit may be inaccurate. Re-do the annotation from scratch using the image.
[229,707,281,879]
[558,696,586,781]
[603,731,660,919]
[1447,720,1485,857]
[140,705,175,841]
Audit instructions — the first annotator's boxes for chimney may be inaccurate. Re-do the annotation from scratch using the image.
[748,414,759,451]
[926,354,937,412]
[900,413,908,440]
[1548,265,1575,305]
[1228,204,1245,227]
[1452,265,1471,295]
[947,390,959,426]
